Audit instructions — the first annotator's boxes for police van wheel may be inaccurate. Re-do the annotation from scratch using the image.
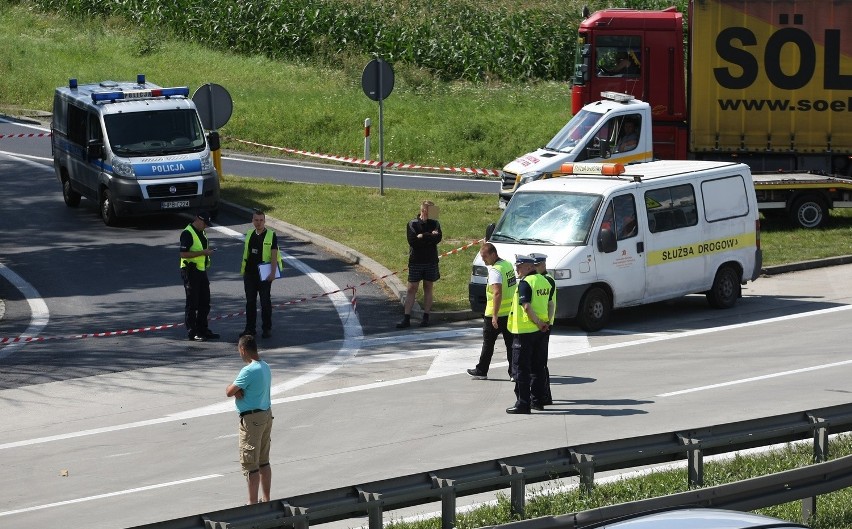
[100,189,118,226]
[706,265,740,309]
[62,177,81,207]
[577,286,611,332]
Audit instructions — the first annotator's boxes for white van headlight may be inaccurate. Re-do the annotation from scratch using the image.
[552,268,571,279]
[200,153,213,173]
[112,158,135,178]
[472,265,489,277]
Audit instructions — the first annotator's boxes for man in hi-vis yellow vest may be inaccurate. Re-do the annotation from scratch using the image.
[506,254,552,414]
[179,211,219,341]
[467,243,516,380]
[240,209,284,339]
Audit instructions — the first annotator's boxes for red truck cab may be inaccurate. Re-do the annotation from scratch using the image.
[572,7,687,161]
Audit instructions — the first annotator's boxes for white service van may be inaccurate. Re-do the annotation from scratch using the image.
[51,75,219,225]
[469,160,763,331]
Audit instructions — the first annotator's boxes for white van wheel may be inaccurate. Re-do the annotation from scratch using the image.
[706,265,740,309]
[577,287,611,332]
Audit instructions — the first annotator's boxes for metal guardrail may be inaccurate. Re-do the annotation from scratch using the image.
[130,402,852,529]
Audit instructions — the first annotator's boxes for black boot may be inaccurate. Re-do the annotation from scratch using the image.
[396,314,411,328]
[420,313,430,327]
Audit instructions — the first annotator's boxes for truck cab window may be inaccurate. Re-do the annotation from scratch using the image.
[596,36,641,77]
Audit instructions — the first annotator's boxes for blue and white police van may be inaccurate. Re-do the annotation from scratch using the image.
[51,75,219,225]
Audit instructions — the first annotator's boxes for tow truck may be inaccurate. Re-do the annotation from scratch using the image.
[500,92,852,228]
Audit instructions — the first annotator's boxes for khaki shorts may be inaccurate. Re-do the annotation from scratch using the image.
[239,409,273,475]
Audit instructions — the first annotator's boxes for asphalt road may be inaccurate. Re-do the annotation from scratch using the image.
[2,117,852,528]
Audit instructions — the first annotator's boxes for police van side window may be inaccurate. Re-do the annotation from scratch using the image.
[644,184,698,233]
[67,104,87,146]
[88,112,102,143]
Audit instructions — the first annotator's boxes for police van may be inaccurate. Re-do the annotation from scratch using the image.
[469,160,763,331]
[51,75,219,225]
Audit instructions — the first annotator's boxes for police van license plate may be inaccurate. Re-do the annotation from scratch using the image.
[161,200,190,209]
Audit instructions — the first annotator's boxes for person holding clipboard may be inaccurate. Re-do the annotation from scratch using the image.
[240,209,284,339]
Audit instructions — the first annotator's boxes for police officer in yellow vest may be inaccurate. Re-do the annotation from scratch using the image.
[506,254,552,414]
[531,253,556,406]
[467,243,516,380]
[240,209,284,339]
[180,211,219,341]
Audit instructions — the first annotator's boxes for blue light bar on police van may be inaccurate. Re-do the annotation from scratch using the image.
[91,86,190,103]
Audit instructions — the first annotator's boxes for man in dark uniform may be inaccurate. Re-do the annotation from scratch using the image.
[506,254,551,414]
[531,253,556,405]
[240,209,284,339]
[180,211,219,341]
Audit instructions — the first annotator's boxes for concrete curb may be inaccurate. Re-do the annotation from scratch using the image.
[219,201,478,323]
[761,255,852,276]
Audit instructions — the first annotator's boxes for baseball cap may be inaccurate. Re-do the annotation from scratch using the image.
[530,253,547,264]
[514,254,535,265]
[196,211,212,226]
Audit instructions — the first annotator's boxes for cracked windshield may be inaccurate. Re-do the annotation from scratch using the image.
[490,192,602,246]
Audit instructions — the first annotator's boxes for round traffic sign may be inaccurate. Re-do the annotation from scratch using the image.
[361,59,395,102]
[192,83,233,130]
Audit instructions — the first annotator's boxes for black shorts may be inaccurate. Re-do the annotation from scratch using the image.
[408,262,440,283]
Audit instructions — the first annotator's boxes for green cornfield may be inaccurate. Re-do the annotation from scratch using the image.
[19,0,688,83]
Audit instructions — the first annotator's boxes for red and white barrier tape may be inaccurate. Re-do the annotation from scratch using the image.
[0,132,501,177]
[0,132,52,140]
[0,239,484,344]
[226,136,501,177]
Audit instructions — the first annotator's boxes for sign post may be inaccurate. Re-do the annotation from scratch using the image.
[192,83,233,181]
[361,58,394,195]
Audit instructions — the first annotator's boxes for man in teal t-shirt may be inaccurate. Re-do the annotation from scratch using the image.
[226,335,273,504]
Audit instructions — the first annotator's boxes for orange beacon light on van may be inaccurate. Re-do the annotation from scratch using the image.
[560,162,625,176]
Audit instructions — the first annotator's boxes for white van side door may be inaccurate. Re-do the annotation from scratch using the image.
[643,182,704,300]
[593,192,645,306]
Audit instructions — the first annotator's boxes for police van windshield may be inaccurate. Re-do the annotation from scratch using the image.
[545,109,602,153]
[490,191,601,246]
[104,109,206,156]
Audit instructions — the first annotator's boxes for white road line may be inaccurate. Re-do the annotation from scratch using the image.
[0,474,222,518]
[657,358,852,397]
[0,150,53,163]
[0,263,49,360]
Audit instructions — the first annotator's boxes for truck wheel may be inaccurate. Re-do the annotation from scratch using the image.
[706,265,740,309]
[100,189,118,226]
[577,286,611,332]
[790,195,827,229]
[62,177,81,207]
